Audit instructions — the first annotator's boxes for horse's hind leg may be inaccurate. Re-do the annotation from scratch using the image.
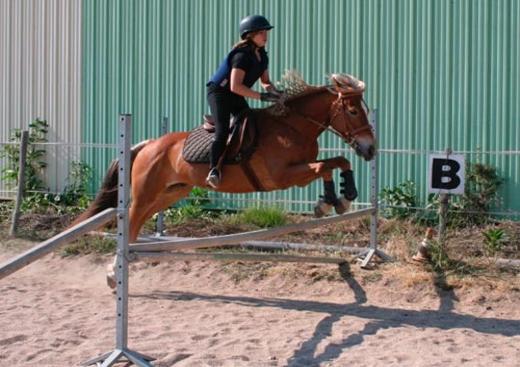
[129,183,193,241]
[106,184,193,288]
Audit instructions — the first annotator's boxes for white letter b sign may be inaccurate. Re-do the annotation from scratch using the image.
[428,154,465,195]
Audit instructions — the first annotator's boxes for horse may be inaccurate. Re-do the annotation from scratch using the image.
[73,73,376,287]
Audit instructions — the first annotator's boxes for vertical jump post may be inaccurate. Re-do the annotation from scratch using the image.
[359,109,392,267]
[82,115,154,367]
[155,117,169,236]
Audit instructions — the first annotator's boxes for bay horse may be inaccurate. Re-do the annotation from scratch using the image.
[73,73,376,287]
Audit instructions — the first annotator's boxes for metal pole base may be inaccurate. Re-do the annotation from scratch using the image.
[81,348,154,367]
[357,248,393,269]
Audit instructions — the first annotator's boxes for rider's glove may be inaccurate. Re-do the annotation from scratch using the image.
[260,92,281,103]
[266,86,284,97]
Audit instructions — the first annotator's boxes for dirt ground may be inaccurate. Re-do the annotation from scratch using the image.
[1,212,520,366]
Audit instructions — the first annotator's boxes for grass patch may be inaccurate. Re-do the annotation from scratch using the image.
[237,206,288,228]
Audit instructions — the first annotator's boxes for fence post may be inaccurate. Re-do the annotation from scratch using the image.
[437,148,452,247]
[10,130,29,237]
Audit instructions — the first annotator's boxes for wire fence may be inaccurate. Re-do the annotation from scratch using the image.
[1,139,519,219]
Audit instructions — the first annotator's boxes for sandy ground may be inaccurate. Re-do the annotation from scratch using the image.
[1,244,520,367]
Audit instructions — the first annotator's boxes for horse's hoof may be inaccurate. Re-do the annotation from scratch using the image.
[334,197,351,214]
[314,199,333,218]
[106,273,116,289]
[343,188,358,201]
[106,264,117,289]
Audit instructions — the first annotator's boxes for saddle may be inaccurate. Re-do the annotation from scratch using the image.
[182,110,258,165]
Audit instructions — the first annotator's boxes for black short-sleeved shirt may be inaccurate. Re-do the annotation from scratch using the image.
[208,44,269,89]
[230,47,269,88]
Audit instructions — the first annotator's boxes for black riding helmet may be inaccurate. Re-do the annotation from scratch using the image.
[239,15,273,39]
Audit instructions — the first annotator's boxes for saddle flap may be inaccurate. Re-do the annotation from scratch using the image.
[182,111,258,165]
[226,115,256,158]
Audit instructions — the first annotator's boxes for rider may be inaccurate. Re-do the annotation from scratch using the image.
[205,15,282,188]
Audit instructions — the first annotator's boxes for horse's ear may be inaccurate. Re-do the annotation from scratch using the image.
[330,75,344,95]
[330,74,342,88]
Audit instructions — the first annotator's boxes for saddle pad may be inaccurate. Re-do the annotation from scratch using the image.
[182,126,240,164]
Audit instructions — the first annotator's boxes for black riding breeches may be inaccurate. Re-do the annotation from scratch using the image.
[207,83,249,168]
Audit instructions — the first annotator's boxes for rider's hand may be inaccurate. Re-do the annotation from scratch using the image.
[266,85,284,97]
[260,91,281,103]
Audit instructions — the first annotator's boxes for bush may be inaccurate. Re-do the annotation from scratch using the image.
[1,120,93,216]
[380,181,417,219]
[0,119,48,192]
[20,161,93,215]
[449,162,503,227]
[163,187,213,224]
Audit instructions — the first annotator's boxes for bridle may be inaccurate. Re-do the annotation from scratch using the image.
[282,87,372,149]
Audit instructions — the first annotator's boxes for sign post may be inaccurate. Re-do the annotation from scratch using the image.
[428,149,465,245]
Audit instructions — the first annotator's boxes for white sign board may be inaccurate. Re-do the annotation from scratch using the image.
[428,154,465,195]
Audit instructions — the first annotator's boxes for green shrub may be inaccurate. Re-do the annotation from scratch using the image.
[187,187,211,206]
[1,119,93,216]
[162,187,214,224]
[380,181,417,219]
[482,228,508,256]
[20,161,93,215]
[164,204,208,224]
[450,162,503,227]
[0,119,48,192]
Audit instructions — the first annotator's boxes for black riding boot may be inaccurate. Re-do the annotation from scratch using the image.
[206,139,226,188]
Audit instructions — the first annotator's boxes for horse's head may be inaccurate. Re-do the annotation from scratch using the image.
[328,74,376,161]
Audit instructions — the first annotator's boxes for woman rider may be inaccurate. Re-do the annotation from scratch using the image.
[205,15,282,188]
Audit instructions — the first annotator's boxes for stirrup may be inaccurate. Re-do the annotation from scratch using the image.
[206,168,221,188]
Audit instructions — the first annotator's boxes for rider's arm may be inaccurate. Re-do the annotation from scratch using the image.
[260,70,277,92]
[230,68,262,99]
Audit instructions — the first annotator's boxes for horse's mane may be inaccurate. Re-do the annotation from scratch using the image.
[265,70,330,116]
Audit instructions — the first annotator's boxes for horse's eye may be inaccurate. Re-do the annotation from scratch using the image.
[348,107,358,115]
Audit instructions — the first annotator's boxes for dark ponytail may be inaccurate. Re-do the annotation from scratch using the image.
[232,32,260,50]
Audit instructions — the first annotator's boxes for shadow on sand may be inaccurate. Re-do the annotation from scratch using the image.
[132,263,518,366]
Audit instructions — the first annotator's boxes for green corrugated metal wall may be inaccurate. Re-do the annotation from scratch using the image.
[82,0,520,214]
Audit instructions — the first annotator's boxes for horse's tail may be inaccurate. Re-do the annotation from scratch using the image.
[71,140,151,226]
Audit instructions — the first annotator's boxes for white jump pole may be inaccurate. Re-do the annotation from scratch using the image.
[0,208,116,280]
[131,208,374,252]
[82,115,154,367]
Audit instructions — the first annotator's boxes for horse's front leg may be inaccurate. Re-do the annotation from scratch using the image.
[282,157,358,217]
[315,157,357,216]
